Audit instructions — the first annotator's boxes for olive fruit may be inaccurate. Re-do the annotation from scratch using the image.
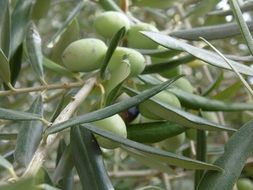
[108,47,145,77]
[172,77,194,94]
[132,0,173,9]
[237,178,253,190]
[94,11,130,38]
[160,133,185,152]
[62,38,107,72]
[127,23,159,49]
[139,91,181,120]
[92,114,127,149]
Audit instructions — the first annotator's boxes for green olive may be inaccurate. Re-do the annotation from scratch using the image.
[108,47,146,77]
[160,133,185,152]
[94,11,130,38]
[237,178,253,190]
[132,0,174,9]
[127,23,159,49]
[62,38,107,72]
[92,114,127,149]
[139,91,181,120]
[172,77,194,94]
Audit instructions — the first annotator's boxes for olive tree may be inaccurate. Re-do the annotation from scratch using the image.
[0,0,253,189]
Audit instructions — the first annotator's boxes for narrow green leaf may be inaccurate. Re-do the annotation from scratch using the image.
[47,1,84,47]
[127,121,186,143]
[0,0,10,57]
[70,126,114,190]
[137,48,181,58]
[168,87,253,111]
[98,0,123,12]
[213,80,242,100]
[197,120,253,190]
[50,18,79,65]
[202,71,224,96]
[10,0,33,57]
[170,22,253,41]
[0,154,16,178]
[195,129,207,189]
[26,23,45,84]
[14,95,44,166]
[142,31,253,76]
[142,54,195,74]
[8,44,23,86]
[122,147,174,173]
[81,123,223,171]
[124,87,235,132]
[32,0,51,21]
[229,0,253,56]
[100,27,126,79]
[43,57,77,79]
[54,141,73,190]
[46,76,183,134]
[52,145,73,186]
[0,107,42,121]
[0,48,11,85]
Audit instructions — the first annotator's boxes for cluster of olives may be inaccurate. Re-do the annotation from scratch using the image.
[61,10,195,150]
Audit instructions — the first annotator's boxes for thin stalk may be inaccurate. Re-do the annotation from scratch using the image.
[194,130,207,189]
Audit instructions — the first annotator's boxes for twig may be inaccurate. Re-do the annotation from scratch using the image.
[0,81,85,97]
[108,170,159,178]
[23,77,97,177]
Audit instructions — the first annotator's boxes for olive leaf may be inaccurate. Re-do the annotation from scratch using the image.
[142,31,253,76]
[10,0,33,57]
[14,95,44,166]
[0,48,11,85]
[26,22,45,84]
[170,22,253,41]
[229,0,253,56]
[197,120,253,190]
[0,0,10,57]
[70,126,114,190]
[50,18,80,65]
[100,26,126,79]
[124,86,235,132]
[81,123,223,171]
[127,121,186,143]
[43,57,77,79]
[46,75,182,134]
[32,0,51,21]
[0,107,42,121]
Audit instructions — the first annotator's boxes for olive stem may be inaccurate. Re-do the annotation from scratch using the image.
[0,81,85,97]
[23,77,97,177]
